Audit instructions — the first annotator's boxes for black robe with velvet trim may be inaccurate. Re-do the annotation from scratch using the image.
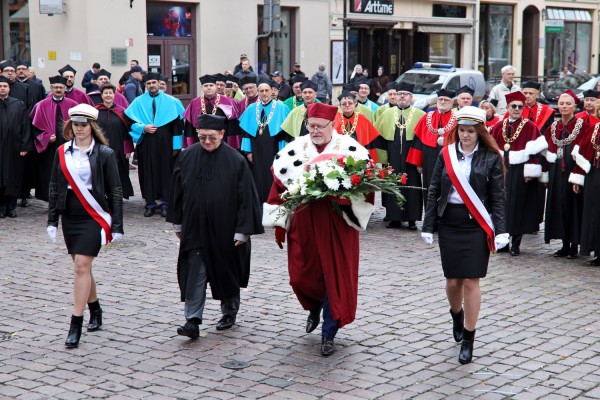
[167,142,264,300]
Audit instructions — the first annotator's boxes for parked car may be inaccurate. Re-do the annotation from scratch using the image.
[539,73,599,111]
[377,62,486,111]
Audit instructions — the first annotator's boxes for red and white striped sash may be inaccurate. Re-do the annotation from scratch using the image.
[58,143,113,245]
[442,144,496,252]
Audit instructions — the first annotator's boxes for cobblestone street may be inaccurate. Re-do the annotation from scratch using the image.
[1,171,599,400]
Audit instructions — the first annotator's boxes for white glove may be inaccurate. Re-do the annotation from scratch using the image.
[495,233,510,250]
[47,226,57,243]
[111,233,123,243]
[421,232,433,245]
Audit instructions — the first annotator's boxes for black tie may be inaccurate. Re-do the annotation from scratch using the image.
[260,108,266,123]
[152,98,156,118]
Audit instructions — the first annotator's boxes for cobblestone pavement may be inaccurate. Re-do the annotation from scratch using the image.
[1,170,599,400]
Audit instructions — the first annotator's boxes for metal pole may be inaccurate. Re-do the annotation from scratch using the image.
[343,0,347,83]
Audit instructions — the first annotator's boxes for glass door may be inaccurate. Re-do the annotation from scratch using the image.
[147,38,195,106]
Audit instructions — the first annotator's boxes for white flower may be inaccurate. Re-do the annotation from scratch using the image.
[340,177,352,189]
[287,183,300,195]
[324,177,340,191]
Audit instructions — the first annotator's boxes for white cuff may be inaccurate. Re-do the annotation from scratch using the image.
[262,202,290,229]
[523,163,542,178]
[173,224,182,233]
[568,173,585,187]
[540,171,549,183]
[572,145,591,173]
[234,233,249,242]
[341,196,374,231]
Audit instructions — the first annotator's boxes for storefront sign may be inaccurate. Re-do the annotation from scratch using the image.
[350,0,394,15]
[545,20,564,33]
[39,0,64,15]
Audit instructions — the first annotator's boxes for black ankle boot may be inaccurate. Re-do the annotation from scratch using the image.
[567,243,579,259]
[87,300,103,332]
[65,315,84,348]
[459,328,476,364]
[449,308,464,342]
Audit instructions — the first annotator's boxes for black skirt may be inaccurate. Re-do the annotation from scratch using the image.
[438,204,490,279]
[61,191,102,256]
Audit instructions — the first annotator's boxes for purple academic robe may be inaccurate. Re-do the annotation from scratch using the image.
[182,94,239,148]
[30,97,79,153]
[64,87,95,106]
[88,90,130,109]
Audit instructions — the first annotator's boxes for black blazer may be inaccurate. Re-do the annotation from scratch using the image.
[422,142,506,235]
[48,141,124,234]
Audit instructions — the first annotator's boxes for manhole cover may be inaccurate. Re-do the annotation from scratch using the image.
[221,360,249,369]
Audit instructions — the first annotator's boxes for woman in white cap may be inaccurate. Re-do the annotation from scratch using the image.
[47,103,124,348]
[421,106,507,364]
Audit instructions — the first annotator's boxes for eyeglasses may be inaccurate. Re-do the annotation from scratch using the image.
[306,121,332,132]
[340,101,354,106]
[198,135,219,142]
[510,104,524,110]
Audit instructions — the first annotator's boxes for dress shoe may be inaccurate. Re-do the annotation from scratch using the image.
[321,337,335,356]
[216,315,235,331]
[553,247,569,257]
[87,300,102,332]
[510,246,520,256]
[306,306,322,333]
[587,257,600,266]
[407,222,417,231]
[177,321,200,339]
[20,199,29,207]
[386,221,402,229]
[160,207,168,218]
[458,328,476,364]
[65,315,84,348]
[7,209,17,218]
[567,244,579,259]
[144,208,155,217]
[449,308,464,343]
[496,245,509,253]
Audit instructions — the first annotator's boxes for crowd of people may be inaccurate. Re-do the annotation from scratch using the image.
[1,55,599,363]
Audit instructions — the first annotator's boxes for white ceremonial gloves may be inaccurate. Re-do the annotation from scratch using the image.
[421,232,434,245]
[47,226,57,243]
[495,233,510,250]
[112,233,123,243]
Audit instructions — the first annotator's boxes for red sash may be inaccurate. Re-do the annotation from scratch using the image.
[58,143,113,244]
[442,145,496,252]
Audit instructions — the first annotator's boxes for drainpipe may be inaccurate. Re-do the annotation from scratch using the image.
[472,2,479,70]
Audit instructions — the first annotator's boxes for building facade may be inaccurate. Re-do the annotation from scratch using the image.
[1,0,599,102]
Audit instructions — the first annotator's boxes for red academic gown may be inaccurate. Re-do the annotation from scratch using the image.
[334,112,383,162]
[265,145,366,328]
[575,111,600,127]
[485,115,500,131]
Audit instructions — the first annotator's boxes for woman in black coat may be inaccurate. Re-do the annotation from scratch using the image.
[47,104,123,348]
[421,106,507,364]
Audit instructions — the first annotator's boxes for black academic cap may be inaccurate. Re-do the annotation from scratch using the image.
[159,74,169,83]
[239,76,257,87]
[396,82,415,93]
[343,82,358,92]
[385,82,397,91]
[522,80,541,90]
[290,75,308,85]
[15,59,30,68]
[225,75,239,85]
[0,60,15,70]
[0,76,11,84]
[582,89,600,99]
[214,73,227,83]
[300,80,318,91]
[436,88,456,99]
[337,90,356,101]
[199,74,218,85]
[49,75,68,85]
[270,80,280,89]
[457,85,474,96]
[94,69,111,79]
[143,72,161,83]
[354,77,371,87]
[58,64,77,76]
[257,77,271,87]
[489,99,499,108]
[197,114,226,131]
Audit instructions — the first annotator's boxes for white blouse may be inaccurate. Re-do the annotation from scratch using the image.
[67,138,95,190]
[447,142,479,205]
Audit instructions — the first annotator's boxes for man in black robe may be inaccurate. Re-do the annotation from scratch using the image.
[0,76,31,218]
[167,114,264,338]
[125,72,184,217]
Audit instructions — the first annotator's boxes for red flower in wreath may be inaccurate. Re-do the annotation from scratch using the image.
[337,156,346,167]
[401,173,407,185]
[351,174,361,186]
[378,169,385,179]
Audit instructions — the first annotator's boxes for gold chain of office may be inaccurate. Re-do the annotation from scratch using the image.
[339,111,359,136]
[501,118,529,152]
[201,94,220,115]
[394,106,416,132]
[591,123,600,160]
[256,101,277,135]
[551,118,583,159]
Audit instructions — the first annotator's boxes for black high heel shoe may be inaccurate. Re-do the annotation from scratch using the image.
[87,300,103,332]
[65,315,84,348]
[458,328,476,364]
[449,308,464,343]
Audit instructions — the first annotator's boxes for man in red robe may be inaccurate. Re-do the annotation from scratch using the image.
[58,64,94,106]
[575,89,600,126]
[521,81,555,134]
[263,103,374,357]
[407,88,457,204]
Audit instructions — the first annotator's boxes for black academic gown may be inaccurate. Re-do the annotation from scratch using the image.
[167,142,264,301]
[384,123,423,222]
[96,106,134,198]
[0,97,31,198]
[137,118,182,203]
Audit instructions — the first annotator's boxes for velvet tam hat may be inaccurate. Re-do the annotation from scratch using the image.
[300,80,318,91]
[197,114,226,131]
[143,72,161,83]
[561,89,579,105]
[522,80,541,90]
[307,103,338,121]
[396,82,415,93]
[49,75,68,86]
[505,91,527,105]
[199,74,218,85]
[582,89,600,99]
[58,64,77,76]
[94,69,111,79]
[457,85,474,96]
[436,88,456,99]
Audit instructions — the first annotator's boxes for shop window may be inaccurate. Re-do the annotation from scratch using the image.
[432,5,466,19]
[479,4,513,80]
[257,6,294,77]
[429,34,459,66]
[3,0,30,61]
[544,21,591,77]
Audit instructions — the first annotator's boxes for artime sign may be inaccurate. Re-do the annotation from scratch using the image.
[350,0,394,15]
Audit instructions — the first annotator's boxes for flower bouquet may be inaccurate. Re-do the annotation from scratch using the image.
[280,154,411,214]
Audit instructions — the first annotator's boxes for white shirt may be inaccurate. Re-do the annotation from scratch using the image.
[489,81,521,116]
[447,142,479,204]
[67,138,95,190]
